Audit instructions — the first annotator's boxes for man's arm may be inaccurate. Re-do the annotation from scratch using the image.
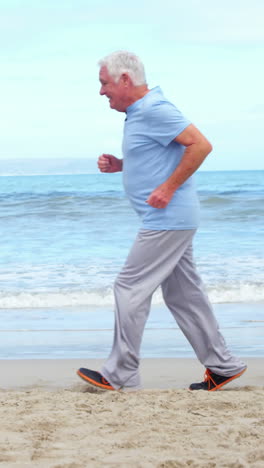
[98,154,123,173]
[146,124,212,208]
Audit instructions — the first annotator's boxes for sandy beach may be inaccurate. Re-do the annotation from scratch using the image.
[0,358,263,467]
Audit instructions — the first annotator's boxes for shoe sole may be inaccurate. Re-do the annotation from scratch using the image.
[208,367,247,392]
[77,369,115,391]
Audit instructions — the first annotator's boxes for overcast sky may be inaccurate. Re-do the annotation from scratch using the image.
[1,0,264,171]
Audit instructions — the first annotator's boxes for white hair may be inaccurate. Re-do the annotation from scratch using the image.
[98,50,146,86]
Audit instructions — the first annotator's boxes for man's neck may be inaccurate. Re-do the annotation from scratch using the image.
[127,85,150,107]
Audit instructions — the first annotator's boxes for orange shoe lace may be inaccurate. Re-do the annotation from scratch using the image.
[204,369,218,390]
[102,377,110,385]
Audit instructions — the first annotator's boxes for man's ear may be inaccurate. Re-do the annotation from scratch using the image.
[121,73,130,87]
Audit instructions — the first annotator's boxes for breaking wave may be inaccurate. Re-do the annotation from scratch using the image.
[0,282,263,309]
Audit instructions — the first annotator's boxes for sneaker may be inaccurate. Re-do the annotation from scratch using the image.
[189,367,247,391]
[77,368,115,390]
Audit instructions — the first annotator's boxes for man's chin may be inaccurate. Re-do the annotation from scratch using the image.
[109,101,123,112]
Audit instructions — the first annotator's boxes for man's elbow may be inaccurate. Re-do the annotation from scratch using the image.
[204,140,213,157]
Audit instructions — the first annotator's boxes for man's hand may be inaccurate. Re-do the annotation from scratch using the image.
[97,154,123,173]
[146,183,175,209]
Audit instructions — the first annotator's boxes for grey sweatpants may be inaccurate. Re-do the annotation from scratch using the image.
[101,229,246,389]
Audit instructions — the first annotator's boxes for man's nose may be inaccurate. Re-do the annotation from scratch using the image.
[100,86,105,95]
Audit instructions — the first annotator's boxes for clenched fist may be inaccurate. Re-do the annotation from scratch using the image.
[146,183,175,209]
[97,154,123,173]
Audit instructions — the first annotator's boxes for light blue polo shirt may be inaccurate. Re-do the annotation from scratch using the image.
[122,86,200,230]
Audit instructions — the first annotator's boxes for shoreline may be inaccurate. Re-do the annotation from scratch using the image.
[0,357,263,391]
[1,302,263,360]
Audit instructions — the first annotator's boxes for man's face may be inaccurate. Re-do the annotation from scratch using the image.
[99,66,127,112]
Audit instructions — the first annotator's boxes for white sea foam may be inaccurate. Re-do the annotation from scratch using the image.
[0,283,263,309]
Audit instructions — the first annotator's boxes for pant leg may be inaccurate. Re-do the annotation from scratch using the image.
[161,243,246,377]
[101,229,195,389]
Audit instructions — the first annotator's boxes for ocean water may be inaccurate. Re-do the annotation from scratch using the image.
[0,168,263,358]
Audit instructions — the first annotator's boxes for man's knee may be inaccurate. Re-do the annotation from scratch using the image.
[114,269,136,291]
[114,274,131,295]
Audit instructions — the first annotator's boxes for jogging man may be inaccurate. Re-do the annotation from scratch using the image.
[77,51,247,391]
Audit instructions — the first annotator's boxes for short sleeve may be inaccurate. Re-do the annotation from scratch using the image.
[144,100,191,147]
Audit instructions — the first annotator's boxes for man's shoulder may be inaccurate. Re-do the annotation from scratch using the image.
[142,96,179,123]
